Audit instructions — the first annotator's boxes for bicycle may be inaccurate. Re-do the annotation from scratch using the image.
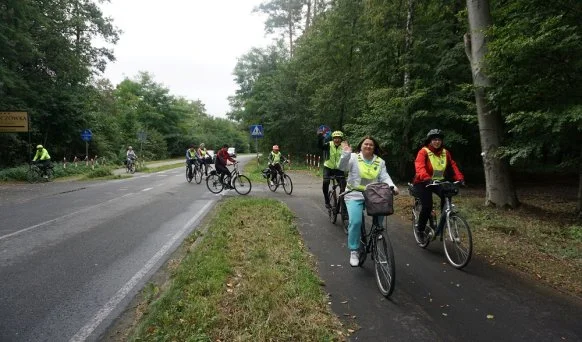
[126,157,136,174]
[27,163,54,183]
[266,161,293,195]
[408,180,472,269]
[206,162,252,195]
[340,185,396,297]
[186,161,203,184]
[327,175,348,234]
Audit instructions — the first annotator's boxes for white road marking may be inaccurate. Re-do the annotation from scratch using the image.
[69,200,215,342]
[0,193,134,242]
[142,187,153,192]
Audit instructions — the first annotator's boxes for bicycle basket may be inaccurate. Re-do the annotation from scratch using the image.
[364,182,394,216]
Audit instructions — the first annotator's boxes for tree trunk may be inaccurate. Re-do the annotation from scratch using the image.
[400,0,414,179]
[577,145,582,218]
[305,0,312,30]
[465,0,519,208]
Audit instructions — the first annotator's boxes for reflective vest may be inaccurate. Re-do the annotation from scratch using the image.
[33,148,51,161]
[350,154,382,191]
[424,147,447,180]
[324,143,342,169]
[200,148,207,156]
[271,151,281,163]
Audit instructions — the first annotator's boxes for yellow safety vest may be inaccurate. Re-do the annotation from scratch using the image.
[324,143,342,169]
[424,147,447,180]
[271,151,281,163]
[350,154,382,191]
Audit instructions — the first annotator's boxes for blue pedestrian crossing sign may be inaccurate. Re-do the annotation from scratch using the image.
[81,129,92,142]
[250,124,264,138]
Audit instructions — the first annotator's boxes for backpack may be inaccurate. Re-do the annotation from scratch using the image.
[363,182,394,216]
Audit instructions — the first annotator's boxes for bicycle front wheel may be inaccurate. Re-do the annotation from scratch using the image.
[373,231,396,297]
[328,190,338,224]
[44,168,54,182]
[282,174,293,195]
[233,175,252,195]
[443,214,473,269]
[206,174,224,194]
[129,163,136,174]
[26,169,39,183]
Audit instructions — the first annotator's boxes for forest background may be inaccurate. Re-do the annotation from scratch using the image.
[0,0,581,215]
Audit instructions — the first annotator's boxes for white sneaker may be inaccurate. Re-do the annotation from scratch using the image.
[349,251,359,267]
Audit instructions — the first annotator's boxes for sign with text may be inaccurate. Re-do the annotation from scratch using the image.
[0,112,28,132]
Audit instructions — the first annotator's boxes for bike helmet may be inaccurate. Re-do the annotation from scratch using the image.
[200,143,205,148]
[331,131,344,139]
[128,146,133,150]
[272,145,279,151]
[36,144,43,149]
[426,129,444,141]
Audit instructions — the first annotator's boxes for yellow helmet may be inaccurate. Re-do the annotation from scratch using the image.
[36,144,43,149]
[331,131,344,138]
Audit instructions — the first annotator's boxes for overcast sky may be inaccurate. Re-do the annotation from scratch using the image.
[99,0,273,118]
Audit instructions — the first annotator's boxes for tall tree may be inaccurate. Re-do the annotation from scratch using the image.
[465,0,518,207]
[255,0,305,57]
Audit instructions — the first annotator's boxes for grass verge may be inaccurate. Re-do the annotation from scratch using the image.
[128,197,345,341]
[394,184,582,298]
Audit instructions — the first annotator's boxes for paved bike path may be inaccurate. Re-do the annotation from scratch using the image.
[255,170,582,341]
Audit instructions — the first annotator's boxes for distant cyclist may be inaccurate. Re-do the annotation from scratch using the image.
[411,129,464,237]
[267,145,288,186]
[32,144,52,175]
[186,145,197,179]
[215,144,236,187]
[317,129,346,209]
[339,136,399,267]
[126,146,137,167]
[197,143,209,176]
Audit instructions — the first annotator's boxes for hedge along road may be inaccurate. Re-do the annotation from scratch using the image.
[0,155,254,342]
[253,170,582,341]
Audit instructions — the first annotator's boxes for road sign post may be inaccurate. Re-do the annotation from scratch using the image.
[249,125,264,166]
[81,129,92,161]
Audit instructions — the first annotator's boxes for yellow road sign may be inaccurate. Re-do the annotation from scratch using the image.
[0,112,28,132]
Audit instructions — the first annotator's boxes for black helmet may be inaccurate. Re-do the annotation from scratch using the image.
[426,129,444,141]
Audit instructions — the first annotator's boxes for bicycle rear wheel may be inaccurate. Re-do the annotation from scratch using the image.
[129,163,136,174]
[358,213,368,266]
[282,174,293,195]
[373,231,396,297]
[44,168,54,182]
[443,213,473,269]
[328,190,338,224]
[206,174,224,193]
[194,166,203,184]
[233,175,252,195]
[340,200,349,235]
[186,167,193,183]
[267,175,278,191]
[412,198,430,248]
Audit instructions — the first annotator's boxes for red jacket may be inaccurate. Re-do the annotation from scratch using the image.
[413,145,464,184]
[216,148,235,166]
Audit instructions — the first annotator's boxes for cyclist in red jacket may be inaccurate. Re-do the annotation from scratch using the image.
[215,144,236,187]
[412,129,464,237]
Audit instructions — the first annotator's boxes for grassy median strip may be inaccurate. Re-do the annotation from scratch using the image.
[129,197,344,341]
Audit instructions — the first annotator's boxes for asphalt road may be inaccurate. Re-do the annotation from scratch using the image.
[0,157,254,342]
[256,171,582,342]
[1,160,581,341]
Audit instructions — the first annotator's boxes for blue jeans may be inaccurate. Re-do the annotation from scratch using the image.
[345,199,384,251]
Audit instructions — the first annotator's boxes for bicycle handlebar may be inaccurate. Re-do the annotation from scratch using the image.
[426,180,465,188]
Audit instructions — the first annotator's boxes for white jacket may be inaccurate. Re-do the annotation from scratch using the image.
[338,151,398,202]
